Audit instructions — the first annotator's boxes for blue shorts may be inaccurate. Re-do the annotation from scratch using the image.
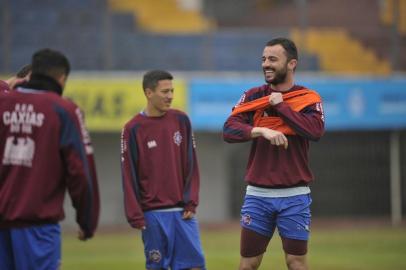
[142,210,206,270]
[0,224,61,270]
[240,194,312,241]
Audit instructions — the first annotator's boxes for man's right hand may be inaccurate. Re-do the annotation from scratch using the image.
[251,127,288,149]
[135,224,146,230]
[78,230,89,241]
[5,76,28,89]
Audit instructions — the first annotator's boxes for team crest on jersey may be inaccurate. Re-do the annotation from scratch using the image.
[241,214,252,225]
[173,131,182,146]
[148,249,162,263]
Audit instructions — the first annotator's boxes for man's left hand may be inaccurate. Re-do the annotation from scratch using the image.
[78,230,89,241]
[182,210,194,220]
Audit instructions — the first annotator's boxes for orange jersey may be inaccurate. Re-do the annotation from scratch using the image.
[231,89,322,135]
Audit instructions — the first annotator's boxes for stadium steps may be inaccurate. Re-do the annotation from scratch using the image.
[291,28,391,75]
[107,0,215,33]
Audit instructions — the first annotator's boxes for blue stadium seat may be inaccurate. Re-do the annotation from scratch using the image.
[3,0,321,72]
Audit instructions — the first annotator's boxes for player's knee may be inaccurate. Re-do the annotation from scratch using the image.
[239,258,261,270]
[286,254,308,270]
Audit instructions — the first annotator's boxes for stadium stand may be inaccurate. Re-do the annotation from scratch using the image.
[0,0,404,72]
[204,0,405,73]
[291,28,391,75]
[108,0,214,33]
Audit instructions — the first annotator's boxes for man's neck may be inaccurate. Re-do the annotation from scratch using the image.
[270,81,294,92]
[143,106,166,117]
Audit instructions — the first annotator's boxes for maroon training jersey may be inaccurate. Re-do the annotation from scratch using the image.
[223,84,325,188]
[0,88,100,238]
[121,109,200,228]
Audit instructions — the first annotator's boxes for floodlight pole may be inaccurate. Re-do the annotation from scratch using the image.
[296,0,308,69]
[390,130,402,226]
[390,0,400,70]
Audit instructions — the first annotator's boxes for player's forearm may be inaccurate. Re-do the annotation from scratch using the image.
[250,127,266,138]
[223,118,253,143]
[275,103,324,141]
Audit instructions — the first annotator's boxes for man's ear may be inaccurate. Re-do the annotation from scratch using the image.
[145,88,154,98]
[288,59,297,71]
[57,74,68,89]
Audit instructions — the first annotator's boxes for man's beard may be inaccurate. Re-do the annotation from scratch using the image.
[264,65,288,85]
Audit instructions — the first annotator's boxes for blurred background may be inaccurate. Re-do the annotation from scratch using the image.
[1,0,406,228]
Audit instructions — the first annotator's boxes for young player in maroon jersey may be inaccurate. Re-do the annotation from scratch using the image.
[0,49,100,270]
[121,70,205,270]
[223,38,325,270]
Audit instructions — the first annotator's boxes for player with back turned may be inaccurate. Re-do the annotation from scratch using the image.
[0,48,100,270]
[223,38,325,270]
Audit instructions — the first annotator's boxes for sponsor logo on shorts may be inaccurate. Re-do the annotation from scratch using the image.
[296,224,310,232]
[241,214,251,225]
[148,249,162,263]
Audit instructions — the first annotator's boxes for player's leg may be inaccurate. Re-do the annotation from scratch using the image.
[171,211,205,270]
[11,224,61,270]
[239,227,270,270]
[142,211,175,270]
[239,195,275,270]
[284,250,308,270]
[276,194,312,270]
[0,229,15,270]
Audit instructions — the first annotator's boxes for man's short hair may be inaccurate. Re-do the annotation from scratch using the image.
[15,64,32,78]
[142,70,173,91]
[31,48,70,79]
[266,38,298,62]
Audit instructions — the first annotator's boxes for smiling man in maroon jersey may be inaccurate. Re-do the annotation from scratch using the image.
[223,38,325,270]
[121,70,206,270]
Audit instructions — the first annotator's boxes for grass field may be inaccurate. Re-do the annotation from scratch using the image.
[62,221,406,270]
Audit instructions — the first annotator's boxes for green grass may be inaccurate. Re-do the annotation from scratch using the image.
[62,223,406,270]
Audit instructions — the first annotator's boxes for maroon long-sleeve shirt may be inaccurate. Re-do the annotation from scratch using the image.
[223,84,325,188]
[121,109,200,229]
[0,86,100,238]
